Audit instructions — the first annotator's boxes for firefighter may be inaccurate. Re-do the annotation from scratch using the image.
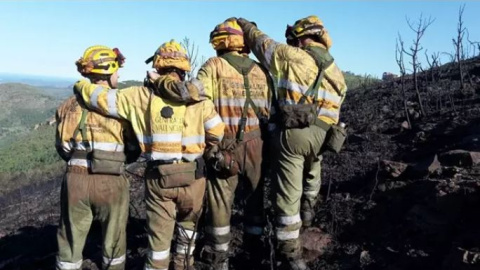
[236,16,348,270]
[73,40,225,270]
[55,46,133,270]
[147,19,272,270]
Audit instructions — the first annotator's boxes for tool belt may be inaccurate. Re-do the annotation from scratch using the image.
[69,150,126,175]
[147,158,205,189]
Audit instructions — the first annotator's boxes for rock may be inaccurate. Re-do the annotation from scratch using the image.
[409,155,441,177]
[381,160,409,178]
[439,150,480,167]
[301,227,333,262]
[401,121,411,130]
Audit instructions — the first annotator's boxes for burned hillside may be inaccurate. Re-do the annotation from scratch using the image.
[1,56,480,270]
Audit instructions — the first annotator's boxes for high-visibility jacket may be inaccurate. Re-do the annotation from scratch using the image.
[55,94,128,168]
[73,80,224,161]
[153,52,271,136]
[241,22,348,125]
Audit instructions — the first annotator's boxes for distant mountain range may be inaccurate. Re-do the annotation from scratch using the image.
[0,73,77,88]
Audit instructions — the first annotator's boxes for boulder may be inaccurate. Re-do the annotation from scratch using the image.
[438,150,480,167]
[409,155,441,177]
[381,160,408,178]
[301,227,333,262]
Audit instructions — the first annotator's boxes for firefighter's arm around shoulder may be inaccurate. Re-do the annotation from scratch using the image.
[73,79,141,121]
[150,73,211,103]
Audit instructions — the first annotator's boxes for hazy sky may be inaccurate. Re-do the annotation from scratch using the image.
[1,1,479,81]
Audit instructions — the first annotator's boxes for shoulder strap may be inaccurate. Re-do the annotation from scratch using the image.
[220,53,258,141]
[71,108,91,152]
[298,46,334,105]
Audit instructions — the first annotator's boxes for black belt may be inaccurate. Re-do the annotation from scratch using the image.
[147,159,183,168]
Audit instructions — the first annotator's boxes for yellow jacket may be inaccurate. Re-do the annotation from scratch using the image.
[55,94,128,168]
[153,52,272,136]
[241,22,347,125]
[74,80,224,162]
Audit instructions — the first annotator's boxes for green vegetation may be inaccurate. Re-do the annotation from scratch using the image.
[0,125,63,195]
[343,71,380,90]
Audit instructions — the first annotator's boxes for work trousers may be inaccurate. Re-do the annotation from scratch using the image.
[205,135,265,263]
[275,125,327,259]
[144,169,206,270]
[56,167,129,270]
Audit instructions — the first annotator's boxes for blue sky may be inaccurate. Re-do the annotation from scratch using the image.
[1,1,479,81]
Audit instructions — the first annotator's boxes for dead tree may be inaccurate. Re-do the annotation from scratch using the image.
[452,4,467,90]
[181,37,205,80]
[396,35,411,129]
[403,14,435,116]
[425,50,440,82]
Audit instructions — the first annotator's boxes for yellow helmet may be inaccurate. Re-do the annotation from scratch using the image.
[76,45,121,76]
[291,15,332,48]
[145,40,191,72]
[209,19,244,51]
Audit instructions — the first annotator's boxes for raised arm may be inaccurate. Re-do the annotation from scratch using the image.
[74,79,147,121]
[150,73,210,103]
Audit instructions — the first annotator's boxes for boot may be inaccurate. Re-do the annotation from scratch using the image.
[277,257,310,270]
[199,245,229,270]
[300,199,316,228]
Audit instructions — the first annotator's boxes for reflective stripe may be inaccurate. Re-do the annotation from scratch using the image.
[182,135,205,145]
[150,248,170,261]
[149,152,183,160]
[278,79,308,94]
[214,242,230,251]
[152,133,182,142]
[204,115,223,130]
[318,108,339,119]
[276,229,300,240]
[137,135,153,144]
[303,190,319,198]
[107,89,119,117]
[90,86,104,109]
[178,228,197,239]
[103,254,125,265]
[144,267,168,270]
[68,158,90,167]
[138,134,183,144]
[245,225,264,235]
[56,259,83,270]
[183,153,202,161]
[176,244,195,255]
[207,226,230,236]
[63,142,124,152]
[277,214,301,225]
[278,81,342,105]
[318,91,342,105]
[216,98,269,108]
[221,116,259,126]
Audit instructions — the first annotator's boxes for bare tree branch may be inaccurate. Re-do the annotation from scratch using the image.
[402,14,435,116]
[181,37,205,80]
[396,34,411,129]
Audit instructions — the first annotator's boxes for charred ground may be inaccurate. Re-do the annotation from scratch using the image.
[1,57,480,270]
